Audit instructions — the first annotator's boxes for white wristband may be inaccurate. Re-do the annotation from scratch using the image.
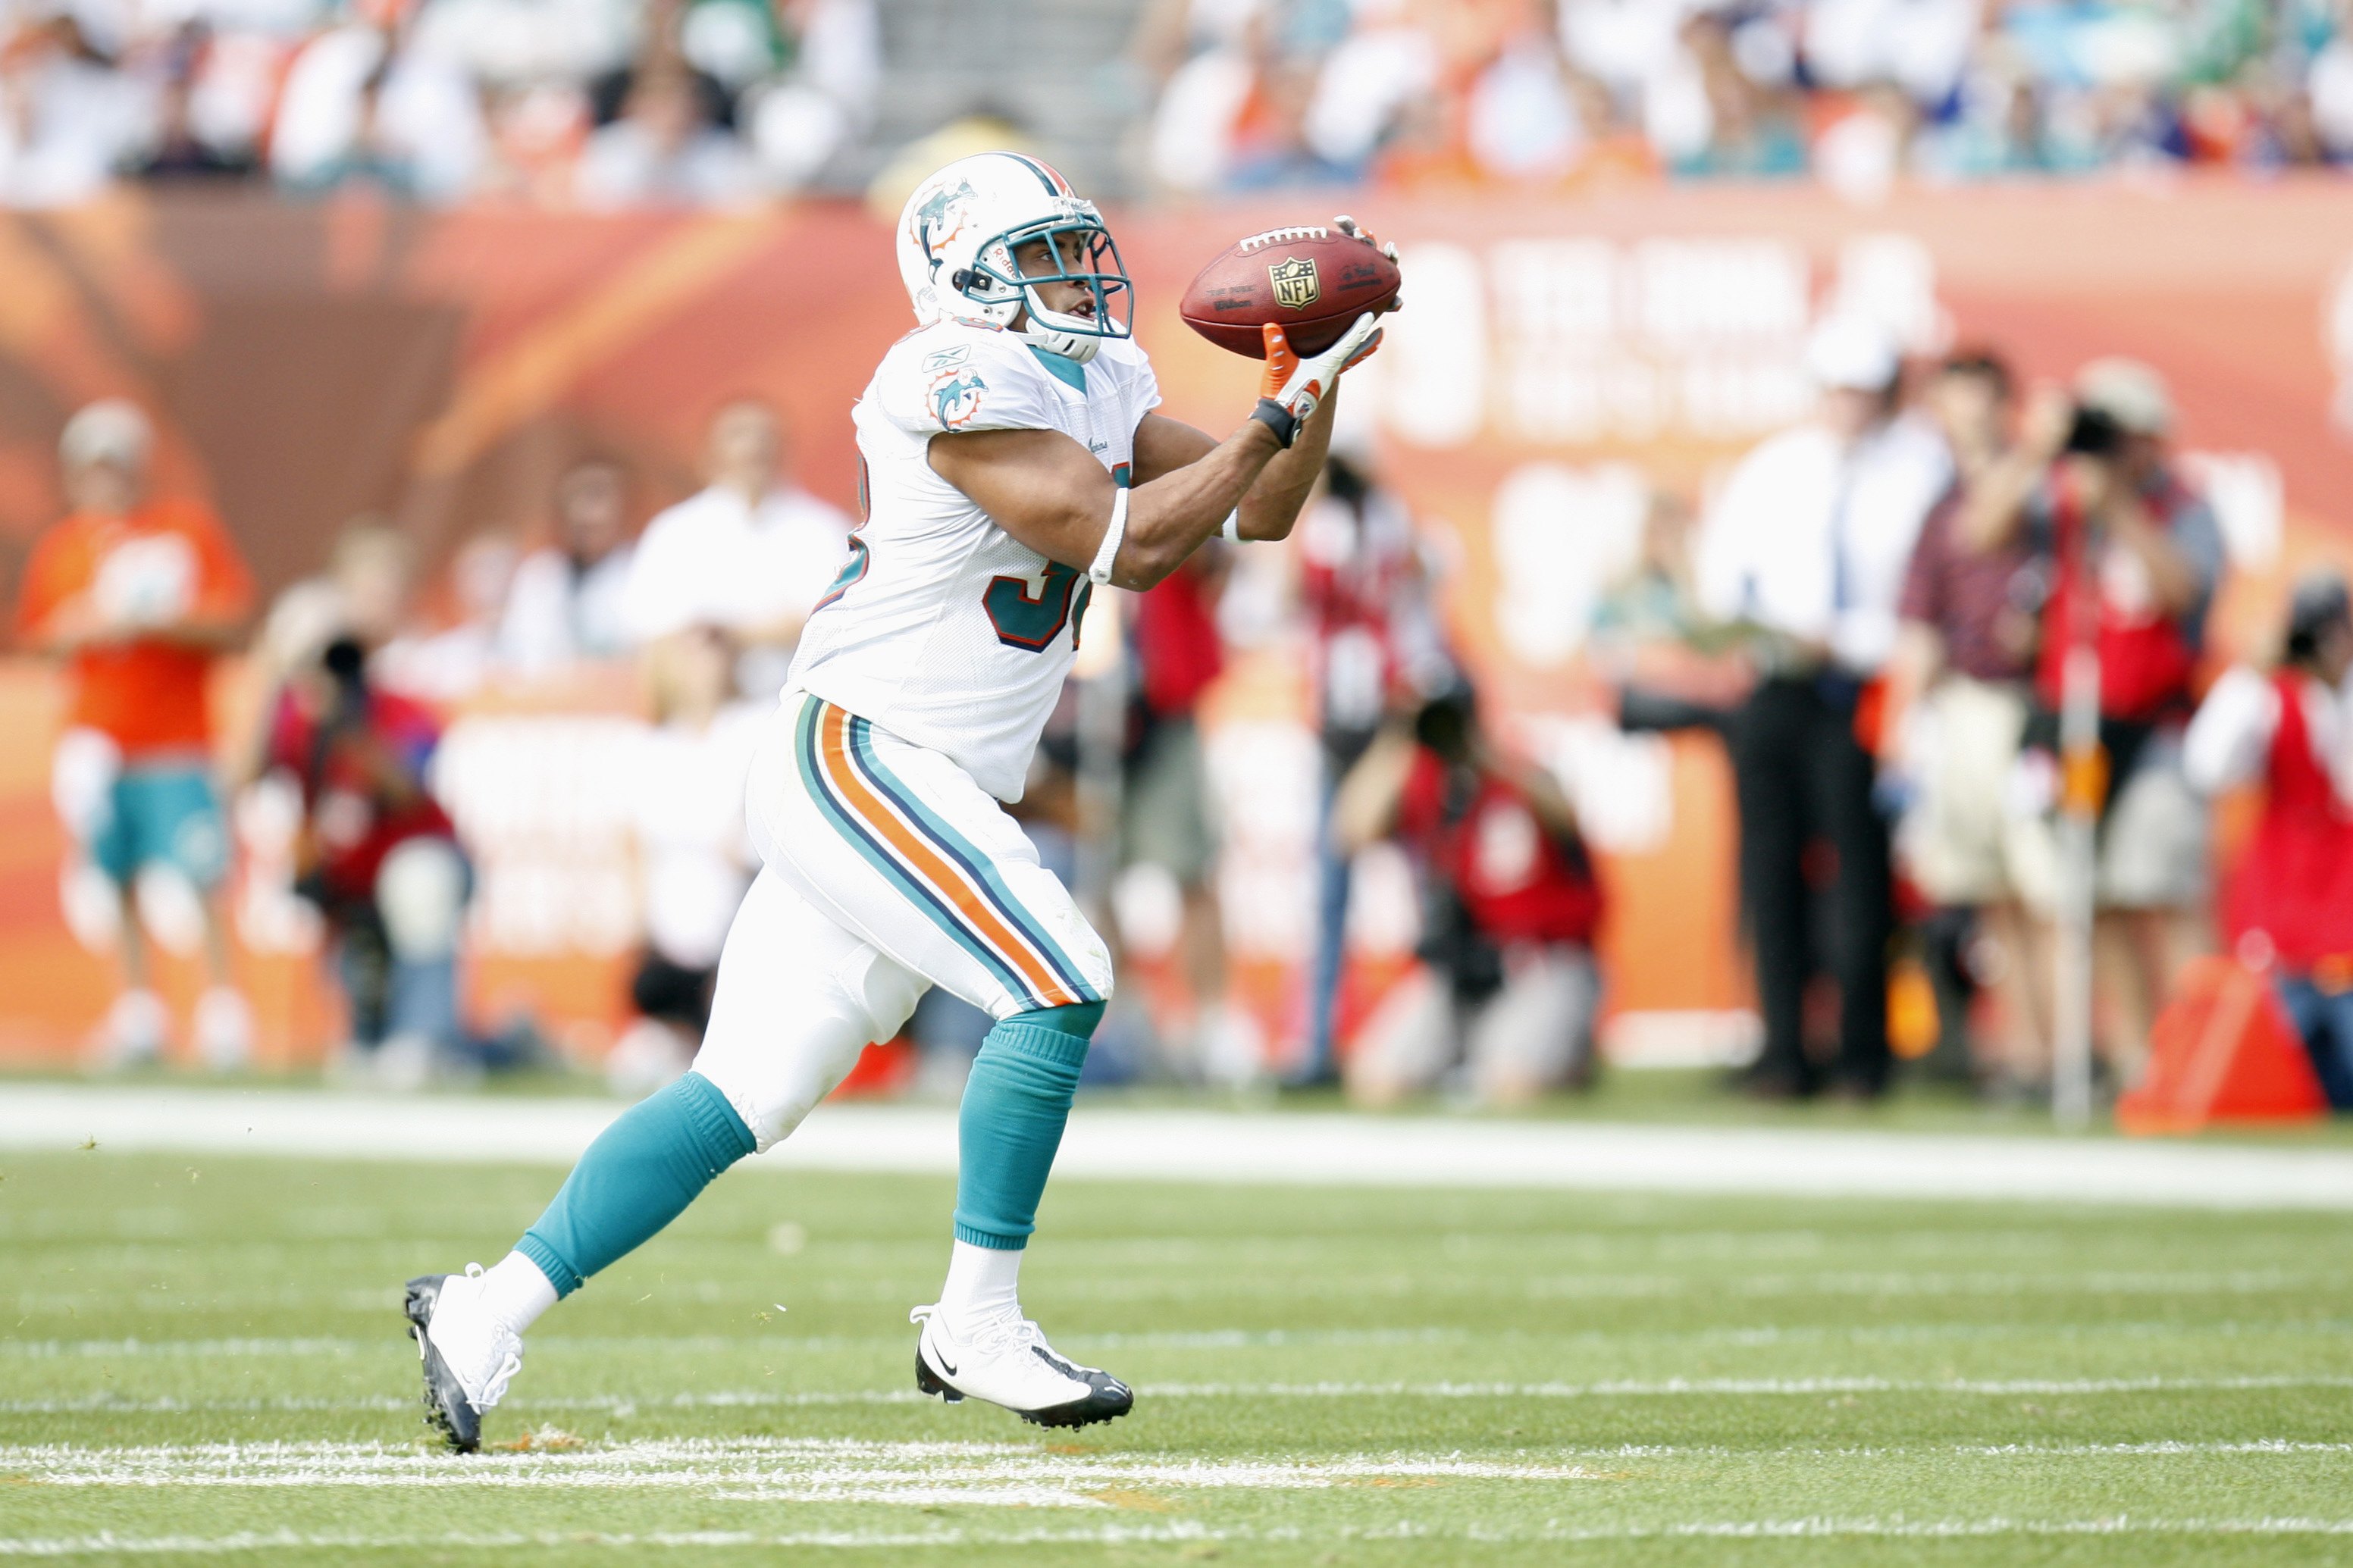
[1088,487,1129,585]
[1221,510,1242,543]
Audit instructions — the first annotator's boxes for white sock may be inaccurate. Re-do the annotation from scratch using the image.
[478,1251,559,1335]
[938,1240,1022,1334]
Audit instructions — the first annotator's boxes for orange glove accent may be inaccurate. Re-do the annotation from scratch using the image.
[1259,323,1299,400]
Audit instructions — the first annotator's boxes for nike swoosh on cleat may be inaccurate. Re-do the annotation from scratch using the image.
[938,1356,957,1376]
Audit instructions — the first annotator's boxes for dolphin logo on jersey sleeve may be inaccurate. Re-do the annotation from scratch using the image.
[930,368,988,430]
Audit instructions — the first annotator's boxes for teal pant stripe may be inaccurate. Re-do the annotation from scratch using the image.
[843,714,1099,1003]
[516,1071,754,1299]
[795,699,1032,1003]
[952,1004,1101,1251]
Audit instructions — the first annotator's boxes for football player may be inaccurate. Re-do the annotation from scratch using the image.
[404,152,1395,1446]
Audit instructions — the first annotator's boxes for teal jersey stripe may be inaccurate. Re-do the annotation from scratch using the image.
[843,714,1100,1003]
[794,699,1032,1003]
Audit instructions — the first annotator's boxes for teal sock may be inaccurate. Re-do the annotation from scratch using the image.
[952,1003,1103,1250]
[515,1070,754,1297]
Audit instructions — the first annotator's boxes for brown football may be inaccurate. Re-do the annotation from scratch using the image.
[1178,224,1402,358]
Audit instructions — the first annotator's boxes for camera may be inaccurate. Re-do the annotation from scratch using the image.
[1412,685,1477,762]
[2063,405,2125,457]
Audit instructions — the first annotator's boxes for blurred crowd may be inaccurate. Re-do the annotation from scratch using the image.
[5,0,2353,211]
[1139,0,2353,196]
[17,313,2353,1113]
[0,0,876,206]
[1594,315,2353,1109]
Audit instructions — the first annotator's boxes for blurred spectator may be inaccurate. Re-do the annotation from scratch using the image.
[264,631,467,1086]
[1123,548,1255,1083]
[0,12,155,205]
[1141,3,1319,192]
[605,621,763,1094]
[1877,351,2051,1089]
[575,60,756,208]
[127,25,258,183]
[1672,11,1807,179]
[1296,451,1446,1081]
[620,397,851,699]
[16,399,256,1069]
[739,0,879,192]
[374,530,519,701]
[1989,358,2225,1071]
[1333,684,1603,1107]
[2185,572,2353,1110]
[1593,489,1753,728]
[1694,316,1954,1098]
[270,0,486,200]
[497,457,638,677]
[409,0,634,89]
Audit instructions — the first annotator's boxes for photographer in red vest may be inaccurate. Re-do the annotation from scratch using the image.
[1332,683,1605,1106]
[2184,574,2353,1109]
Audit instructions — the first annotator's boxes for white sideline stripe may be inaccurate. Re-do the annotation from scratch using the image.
[0,1441,1612,1507]
[11,1373,2351,1416]
[11,1519,2353,1554]
[10,1086,2353,1208]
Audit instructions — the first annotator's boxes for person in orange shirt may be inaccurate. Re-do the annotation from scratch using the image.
[15,400,256,1068]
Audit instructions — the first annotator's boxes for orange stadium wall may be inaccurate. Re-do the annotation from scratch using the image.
[0,181,2348,1066]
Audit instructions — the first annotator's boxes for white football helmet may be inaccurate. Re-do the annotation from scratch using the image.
[895,152,1132,364]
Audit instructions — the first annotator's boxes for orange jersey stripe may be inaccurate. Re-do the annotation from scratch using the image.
[816,704,1078,1008]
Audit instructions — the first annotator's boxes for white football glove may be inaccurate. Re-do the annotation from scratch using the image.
[1255,313,1383,443]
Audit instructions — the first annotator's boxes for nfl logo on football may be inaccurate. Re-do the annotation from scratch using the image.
[1267,255,1320,310]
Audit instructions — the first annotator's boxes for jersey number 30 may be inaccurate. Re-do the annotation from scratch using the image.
[984,564,1092,653]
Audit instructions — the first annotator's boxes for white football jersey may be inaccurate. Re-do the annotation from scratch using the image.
[788,318,1161,802]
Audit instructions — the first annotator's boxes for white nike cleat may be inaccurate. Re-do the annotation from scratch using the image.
[403,1264,523,1453]
[911,1302,1133,1429]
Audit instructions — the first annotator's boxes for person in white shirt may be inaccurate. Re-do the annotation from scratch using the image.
[619,397,854,698]
[573,65,757,210]
[604,623,766,1096]
[269,7,486,202]
[1694,315,1954,1099]
[497,458,636,677]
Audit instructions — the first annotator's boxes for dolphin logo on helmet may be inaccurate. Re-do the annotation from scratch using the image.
[895,152,1133,365]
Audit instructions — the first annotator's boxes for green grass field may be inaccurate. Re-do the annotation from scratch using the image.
[6,1145,2353,1565]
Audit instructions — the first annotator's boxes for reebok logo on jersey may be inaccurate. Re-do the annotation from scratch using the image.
[923,346,971,371]
[929,368,987,430]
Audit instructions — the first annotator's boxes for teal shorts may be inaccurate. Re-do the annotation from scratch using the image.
[90,765,230,890]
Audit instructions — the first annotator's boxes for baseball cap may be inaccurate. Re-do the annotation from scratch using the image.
[59,399,153,471]
[1806,315,1902,393]
[2073,357,2174,437]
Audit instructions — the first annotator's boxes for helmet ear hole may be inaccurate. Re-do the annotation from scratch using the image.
[950,268,979,292]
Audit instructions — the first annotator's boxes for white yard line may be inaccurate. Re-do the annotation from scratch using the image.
[11,1518,2353,1555]
[0,1439,1611,1507]
[8,1085,2353,1208]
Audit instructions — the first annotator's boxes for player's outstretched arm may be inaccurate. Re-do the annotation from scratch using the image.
[930,312,1383,590]
[1129,377,1341,546]
[929,415,1283,593]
